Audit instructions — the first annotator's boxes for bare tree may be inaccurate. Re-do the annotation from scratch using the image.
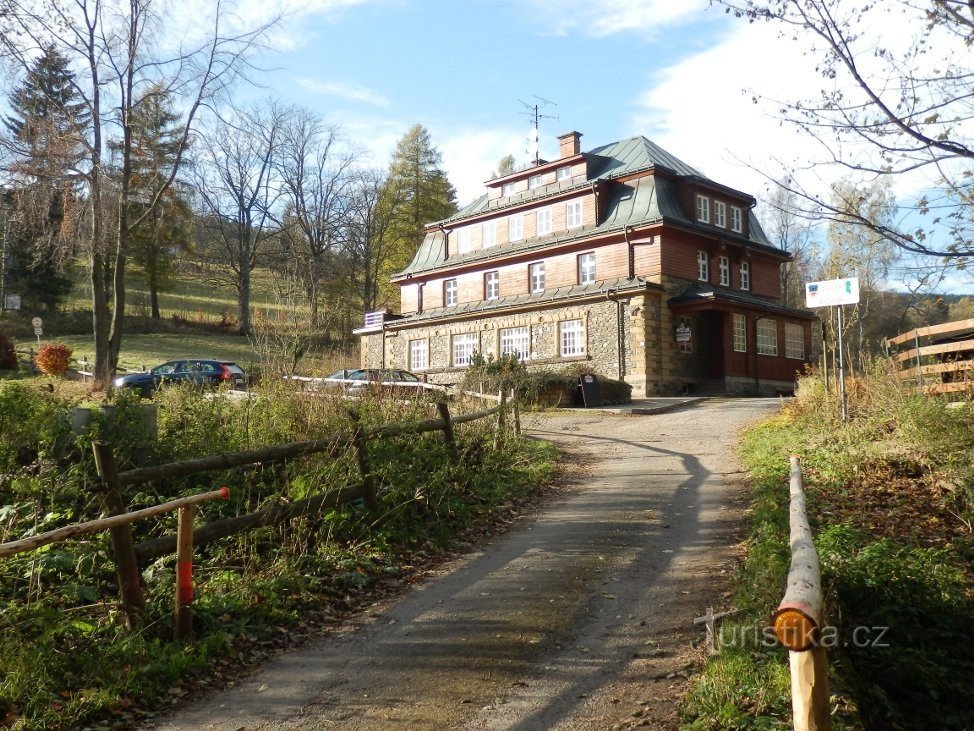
[761,182,819,308]
[194,101,286,335]
[275,111,357,329]
[0,0,277,388]
[720,0,974,261]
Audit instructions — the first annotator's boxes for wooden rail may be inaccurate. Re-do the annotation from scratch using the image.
[771,455,830,731]
[0,397,514,639]
[884,318,974,396]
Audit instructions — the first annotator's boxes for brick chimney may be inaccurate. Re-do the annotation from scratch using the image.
[558,131,582,159]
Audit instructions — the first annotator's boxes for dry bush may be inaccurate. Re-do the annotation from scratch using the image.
[34,343,73,376]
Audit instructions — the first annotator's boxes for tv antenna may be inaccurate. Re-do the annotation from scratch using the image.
[518,96,558,166]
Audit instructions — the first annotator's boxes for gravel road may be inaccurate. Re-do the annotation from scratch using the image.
[152,397,779,730]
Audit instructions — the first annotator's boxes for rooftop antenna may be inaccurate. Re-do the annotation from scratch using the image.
[518,96,558,166]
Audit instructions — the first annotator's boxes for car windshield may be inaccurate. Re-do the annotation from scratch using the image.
[151,361,179,375]
[326,369,366,380]
[393,371,420,382]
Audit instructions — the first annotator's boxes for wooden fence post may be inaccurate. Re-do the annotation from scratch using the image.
[91,441,146,629]
[494,390,508,448]
[436,400,459,461]
[511,389,521,436]
[174,504,195,641]
[347,411,378,509]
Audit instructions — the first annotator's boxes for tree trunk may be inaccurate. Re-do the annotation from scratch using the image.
[150,284,160,319]
[239,262,251,335]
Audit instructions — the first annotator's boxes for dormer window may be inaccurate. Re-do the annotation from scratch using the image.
[556,166,571,181]
[696,194,710,223]
[502,182,516,197]
[457,228,471,253]
[482,220,496,248]
[528,174,543,189]
[715,201,726,228]
[731,206,743,233]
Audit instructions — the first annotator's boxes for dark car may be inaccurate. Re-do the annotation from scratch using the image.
[114,359,246,397]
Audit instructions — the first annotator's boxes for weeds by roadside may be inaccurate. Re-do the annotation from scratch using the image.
[681,361,974,730]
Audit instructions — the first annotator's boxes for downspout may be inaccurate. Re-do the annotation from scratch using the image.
[438,224,449,260]
[380,320,386,370]
[607,290,626,381]
[591,182,600,226]
[624,224,635,279]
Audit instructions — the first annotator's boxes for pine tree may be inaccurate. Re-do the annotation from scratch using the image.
[380,124,457,307]
[116,84,192,318]
[1,45,89,310]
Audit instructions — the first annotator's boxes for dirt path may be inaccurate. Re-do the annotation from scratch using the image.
[152,398,778,730]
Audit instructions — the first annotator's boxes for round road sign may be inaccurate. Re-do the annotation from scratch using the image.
[31,316,43,328]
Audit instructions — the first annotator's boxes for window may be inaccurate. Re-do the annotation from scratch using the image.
[566,199,583,228]
[537,207,552,235]
[785,323,805,359]
[485,270,500,300]
[714,201,726,228]
[696,194,710,223]
[739,261,750,291]
[757,319,778,356]
[719,255,730,286]
[482,220,496,248]
[528,174,542,189]
[444,278,458,307]
[530,262,545,293]
[457,228,471,254]
[733,313,747,353]
[560,319,585,357]
[509,214,523,242]
[502,182,515,197]
[578,252,596,285]
[500,326,529,361]
[731,206,743,233]
[556,166,571,181]
[409,339,428,370]
[697,251,709,282]
[452,333,478,367]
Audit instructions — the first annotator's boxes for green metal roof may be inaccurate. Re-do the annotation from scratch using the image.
[397,135,780,279]
[669,283,817,320]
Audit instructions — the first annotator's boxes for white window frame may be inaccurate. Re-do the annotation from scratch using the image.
[457,228,471,254]
[451,333,478,367]
[757,319,778,356]
[566,199,583,229]
[578,252,596,285]
[444,278,458,307]
[536,207,552,236]
[559,319,585,357]
[508,214,523,242]
[714,200,726,228]
[719,255,730,287]
[485,270,500,300]
[556,166,571,181]
[499,326,530,361]
[731,206,743,233]
[528,174,542,189]
[785,323,805,360]
[502,182,515,197]
[482,220,496,248]
[696,194,710,223]
[740,260,751,291]
[530,262,545,293]
[697,251,709,282]
[733,313,747,353]
[409,339,428,371]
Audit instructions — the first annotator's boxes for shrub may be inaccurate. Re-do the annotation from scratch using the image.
[34,343,73,376]
[0,331,17,370]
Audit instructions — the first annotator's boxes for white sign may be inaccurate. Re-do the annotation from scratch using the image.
[31,316,43,328]
[675,323,691,343]
[34,326,43,337]
[805,277,860,308]
[4,294,21,310]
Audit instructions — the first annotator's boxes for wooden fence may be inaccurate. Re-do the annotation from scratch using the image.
[771,455,830,731]
[884,318,974,395]
[0,394,516,639]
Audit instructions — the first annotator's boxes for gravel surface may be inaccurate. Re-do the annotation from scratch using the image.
[151,397,779,731]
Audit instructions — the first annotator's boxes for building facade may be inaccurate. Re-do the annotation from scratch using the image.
[357,131,815,397]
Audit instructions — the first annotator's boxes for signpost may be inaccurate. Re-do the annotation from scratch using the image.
[805,278,859,421]
[31,316,43,347]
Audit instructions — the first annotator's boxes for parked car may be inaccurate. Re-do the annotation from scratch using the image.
[114,359,247,397]
[316,368,443,396]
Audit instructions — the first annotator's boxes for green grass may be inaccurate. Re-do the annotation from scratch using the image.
[52,333,259,373]
[680,366,974,730]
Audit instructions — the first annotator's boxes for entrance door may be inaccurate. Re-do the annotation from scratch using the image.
[703,312,725,379]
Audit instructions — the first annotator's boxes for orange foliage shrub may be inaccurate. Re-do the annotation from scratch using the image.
[35,343,73,376]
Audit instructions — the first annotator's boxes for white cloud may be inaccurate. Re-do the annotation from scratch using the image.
[519,0,709,36]
[438,127,543,205]
[296,78,390,107]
